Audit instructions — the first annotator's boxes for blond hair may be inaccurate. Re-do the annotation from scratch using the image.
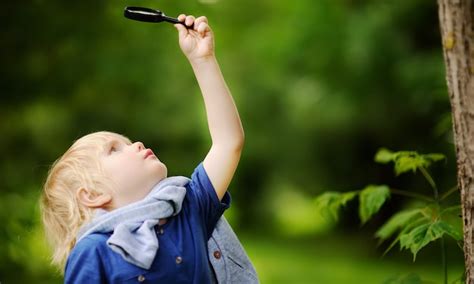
[39,131,131,272]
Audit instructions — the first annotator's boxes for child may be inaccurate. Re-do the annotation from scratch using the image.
[40,14,258,283]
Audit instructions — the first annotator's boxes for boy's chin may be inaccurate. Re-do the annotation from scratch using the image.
[150,162,167,177]
[154,169,168,184]
[159,163,168,178]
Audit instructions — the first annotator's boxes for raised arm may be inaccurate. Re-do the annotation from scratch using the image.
[175,15,244,201]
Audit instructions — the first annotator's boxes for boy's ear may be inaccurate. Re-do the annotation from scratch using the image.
[76,187,112,208]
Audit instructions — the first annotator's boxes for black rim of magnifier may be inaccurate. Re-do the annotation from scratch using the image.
[124,6,193,28]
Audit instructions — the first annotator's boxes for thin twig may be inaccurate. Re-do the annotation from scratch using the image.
[389,188,435,202]
[420,166,439,201]
[441,236,447,284]
[440,185,459,201]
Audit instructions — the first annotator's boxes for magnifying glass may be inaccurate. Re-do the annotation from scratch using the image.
[124,6,194,29]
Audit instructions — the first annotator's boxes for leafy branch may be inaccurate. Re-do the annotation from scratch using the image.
[314,148,463,284]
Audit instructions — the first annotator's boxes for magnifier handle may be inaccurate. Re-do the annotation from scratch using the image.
[123,6,195,29]
[164,16,194,29]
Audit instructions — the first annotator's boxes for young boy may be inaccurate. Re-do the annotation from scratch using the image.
[40,14,258,283]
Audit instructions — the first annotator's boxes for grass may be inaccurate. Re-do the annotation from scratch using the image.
[240,233,465,284]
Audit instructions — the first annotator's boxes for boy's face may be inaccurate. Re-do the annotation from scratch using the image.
[99,135,167,208]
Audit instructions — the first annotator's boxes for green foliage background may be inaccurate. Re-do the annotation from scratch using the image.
[0,0,464,283]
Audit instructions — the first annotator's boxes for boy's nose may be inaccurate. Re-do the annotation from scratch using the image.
[134,141,145,151]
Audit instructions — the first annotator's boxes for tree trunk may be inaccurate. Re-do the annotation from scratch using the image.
[437,0,474,282]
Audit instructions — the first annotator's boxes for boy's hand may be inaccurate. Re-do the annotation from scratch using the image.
[174,15,214,62]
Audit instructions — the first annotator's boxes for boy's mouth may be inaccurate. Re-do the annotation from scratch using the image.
[144,149,155,159]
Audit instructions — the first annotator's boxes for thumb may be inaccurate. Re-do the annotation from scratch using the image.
[174,23,187,37]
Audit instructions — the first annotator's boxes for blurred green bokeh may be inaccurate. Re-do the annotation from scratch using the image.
[0,0,464,283]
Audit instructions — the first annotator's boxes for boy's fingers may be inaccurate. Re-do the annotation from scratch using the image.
[177,14,186,21]
[185,15,195,27]
[174,23,187,36]
[194,16,208,27]
[176,14,210,34]
[197,22,209,34]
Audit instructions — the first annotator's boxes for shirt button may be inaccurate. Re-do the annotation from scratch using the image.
[213,250,222,259]
[137,275,146,282]
[175,256,183,264]
[159,228,164,235]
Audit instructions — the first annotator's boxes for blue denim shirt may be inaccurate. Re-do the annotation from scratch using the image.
[64,163,258,283]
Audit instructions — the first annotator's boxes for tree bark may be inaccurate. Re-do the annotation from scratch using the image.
[437,0,474,282]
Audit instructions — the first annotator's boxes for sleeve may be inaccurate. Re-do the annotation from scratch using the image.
[64,236,107,284]
[188,162,232,238]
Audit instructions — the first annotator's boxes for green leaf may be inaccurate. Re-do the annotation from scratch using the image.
[358,185,390,224]
[340,191,358,205]
[313,191,358,221]
[394,155,426,175]
[375,148,396,164]
[437,220,463,241]
[425,154,445,162]
[373,149,446,176]
[439,206,463,242]
[399,220,458,261]
[399,223,431,261]
[440,219,464,241]
[380,216,429,257]
[375,208,423,241]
